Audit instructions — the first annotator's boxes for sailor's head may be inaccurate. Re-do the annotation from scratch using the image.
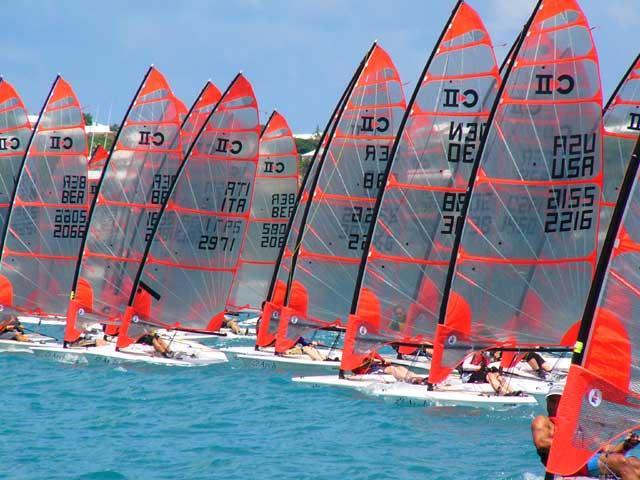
[545,384,564,416]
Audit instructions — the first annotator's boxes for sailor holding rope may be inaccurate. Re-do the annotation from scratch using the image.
[532,384,640,479]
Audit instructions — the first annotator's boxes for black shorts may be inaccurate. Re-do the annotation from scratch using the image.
[137,334,157,346]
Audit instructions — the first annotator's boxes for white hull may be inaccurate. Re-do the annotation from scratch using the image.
[164,328,256,342]
[31,341,227,367]
[293,374,397,389]
[18,316,65,326]
[224,346,429,370]
[368,382,538,409]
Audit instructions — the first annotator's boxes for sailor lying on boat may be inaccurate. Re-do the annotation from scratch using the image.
[136,331,175,358]
[351,352,428,384]
[0,316,29,342]
[222,317,249,336]
[521,352,556,380]
[284,337,328,361]
[461,352,522,396]
[532,384,640,479]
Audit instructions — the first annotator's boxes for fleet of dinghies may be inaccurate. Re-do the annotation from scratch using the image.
[0,0,639,474]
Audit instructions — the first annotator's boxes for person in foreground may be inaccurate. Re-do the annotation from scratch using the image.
[350,352,428,384]
[532,384,640,479]
[0,317,29,342]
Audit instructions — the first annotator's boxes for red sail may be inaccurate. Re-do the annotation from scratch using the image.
[274,43,407,352]
[0,76,88,316]
[342,1,500,371]
[429,0,603,383]
[116,74,261,347]
[64,67,184,342]
[227,111,298,311]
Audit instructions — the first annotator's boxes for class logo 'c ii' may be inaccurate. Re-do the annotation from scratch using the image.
[272,310,280,320]
[588,388,602,408]
[215,138,243,154]
[290,316,299,325]
[49,135,73,150]
[447,335,457,346]
[139,131,164,146]
[535,73,575,95]
[0,137,20,150]
[443,88,478,108]
[359,326,368,336]
[359,116,389,133]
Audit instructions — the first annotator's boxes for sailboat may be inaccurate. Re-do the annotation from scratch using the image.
[404,0,604,406]
[110,73,260,364]
[0,77,89,338]
[232,43,407,368]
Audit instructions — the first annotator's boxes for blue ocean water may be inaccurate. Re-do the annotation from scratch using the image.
[1,334,547,480]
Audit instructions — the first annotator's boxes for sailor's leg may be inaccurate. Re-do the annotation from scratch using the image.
[600,453,640,480]
[302,345,325,361]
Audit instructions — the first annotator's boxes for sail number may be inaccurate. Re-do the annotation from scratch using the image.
[198,219,242,252]
[544,186,595,233]
[271,193,295,218]
[53,209,87,238]
[261,223,287,248]
[544,133,597,233]
[62,175,86,204]
[343,206,373,251]
[441,192,466,235]
[151,174,176,205]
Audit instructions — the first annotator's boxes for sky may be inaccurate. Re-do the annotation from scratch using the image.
[2,0,638,133]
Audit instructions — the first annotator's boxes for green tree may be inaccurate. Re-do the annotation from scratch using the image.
[83,113,93,126]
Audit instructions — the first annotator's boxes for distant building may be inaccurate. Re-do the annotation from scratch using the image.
[28,114,111,134]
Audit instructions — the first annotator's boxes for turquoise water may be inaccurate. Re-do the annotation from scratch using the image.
[1,334,546,480]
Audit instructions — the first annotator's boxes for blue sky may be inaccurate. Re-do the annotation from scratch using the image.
[2,0,638,132]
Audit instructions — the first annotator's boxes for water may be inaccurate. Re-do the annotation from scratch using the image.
[0,336,546,480]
